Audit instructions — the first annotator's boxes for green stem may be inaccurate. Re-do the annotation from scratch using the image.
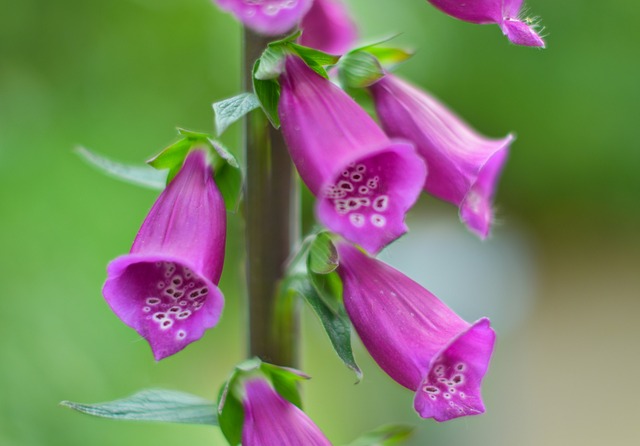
[243,28,300,367]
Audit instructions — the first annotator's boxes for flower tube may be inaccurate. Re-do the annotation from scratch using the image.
[241,378,332,446]
[425,0,545,47]
[370,74,512,238]
[336,242,496,422]
[279,57,427,254]
[103,150,226,361]
[213,0,313,36]
[299,0,358,55]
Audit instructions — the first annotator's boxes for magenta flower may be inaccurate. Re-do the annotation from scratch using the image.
[242,378,332,446]
[279,57,427,254]
[336,242,496,422]
[213,0,313,36]
[370,74,512,238]
[103,150,226,361]
[299,0,358,55]
[426,0,545,47]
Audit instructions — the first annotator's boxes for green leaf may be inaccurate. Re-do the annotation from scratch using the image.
[254,45,288,80]
[213,92,260,136]
[346,424,415,446]
[217,378,244,446]
[362,46,413,67]
[338,51,385,89]
[75,146,166,190]
[60,389,217,426]
[210,139,243,212]
[290,276,362,380]
[147,138,193,183]
[260,362,309,409]
[289,43,340,79]
[308,231,339,274]
[309,270,343,314]
[252,59,281,128]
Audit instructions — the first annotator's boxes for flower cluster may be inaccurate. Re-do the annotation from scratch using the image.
[93,0,544,441]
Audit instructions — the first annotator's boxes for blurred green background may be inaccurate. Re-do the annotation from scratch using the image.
[1,0,639,445]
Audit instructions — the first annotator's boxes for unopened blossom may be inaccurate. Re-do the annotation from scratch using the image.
[299,0,358,54]
[279,57,426,254]
[336,242,496,422]
[213,0,312,36]
[425,0,545,47]
[242,378,332,446]
[370,74,512,238]
[103,150,226,361]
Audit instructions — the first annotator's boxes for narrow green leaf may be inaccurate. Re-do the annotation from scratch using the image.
[308,231,339,274]
[253,60,281,128]
[291,276,362,380]
[338,51,385,89]
[346,424,415,446]
[362,46,413,67]
[75,146,166,190]
[210,139,243,212]
[213,93,260,136]
[60,389,217,426]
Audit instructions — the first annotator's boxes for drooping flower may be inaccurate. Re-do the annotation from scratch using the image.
[279,57,427,254]
[213,0,313,36]
[299,0,358,55]
[336,242,496,422]
[425,0,545,47]
[241,378,332,446]
[370,74,512,238]
[103,150,226,361]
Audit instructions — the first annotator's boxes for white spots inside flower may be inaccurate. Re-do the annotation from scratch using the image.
[429,394,437,400]
[176,330,186,340]
[452,374,464,385]
[177,310,191,320]
[326,162,392,228]
[443,393,451,399]
[459,392,466,399]
[422,360,471,410]
[373,195,389,212]
[449,388,456,394]
[435,365,446,377]
[371,214,386,228]
[143,262,211,329]
[438,377,447,383]
[423,386,440,394]
[349,213,365,227]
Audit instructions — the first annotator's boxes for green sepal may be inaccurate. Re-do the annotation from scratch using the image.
[284,274,362,380]
[60,389,217,426]
[217,358,309,446]
[146,129,243,212]
[252,59,281,128]
[346,424,415,446]
[213,92,260,136]
[75,146,167,190]
[361,46,413,67]
[308,231,339,274]
[338,51,385,89]
[288,43,340,79]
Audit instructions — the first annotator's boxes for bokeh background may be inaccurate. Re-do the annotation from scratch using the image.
[1,0,639,445]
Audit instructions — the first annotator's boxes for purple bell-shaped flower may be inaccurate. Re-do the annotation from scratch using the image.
[241,378,332,446]
[336,241,496,422]
[213,0,313,36]
[370,74,512,238]
[299,0,358,55]
[426,0,545,47]
[103,150,226,360]
[279,57,427,254]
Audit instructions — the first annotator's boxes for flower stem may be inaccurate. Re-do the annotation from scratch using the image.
[243,29,300,367]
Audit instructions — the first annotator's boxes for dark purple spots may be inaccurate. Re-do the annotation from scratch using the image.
[162,320,171,327]
[154,313,165,320]
[425,386,439,393]
[200,288,208,295]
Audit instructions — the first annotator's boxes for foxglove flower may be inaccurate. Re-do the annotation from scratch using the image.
[213,0,313,36]
[103,150,226,361]
[370,74,512,238]
[279,57,427,254]
[426,0,545,47]
[336,242,496,422]
[299,0,358,55]
[242,378,332,446]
